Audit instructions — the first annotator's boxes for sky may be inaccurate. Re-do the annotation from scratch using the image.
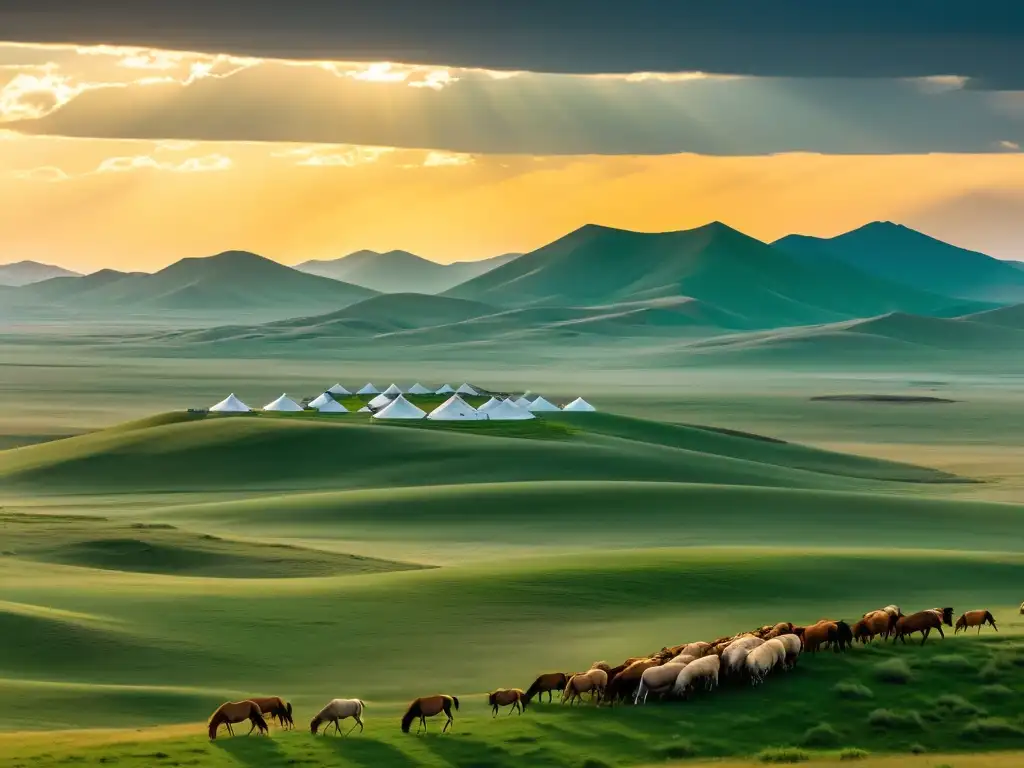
[0,4,1022,271]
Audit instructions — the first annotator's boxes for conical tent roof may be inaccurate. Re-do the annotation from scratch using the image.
[528,396,560,412]
[428,394,481,421]
[436,384,455,394]
[487,399,535,421]
[263,393,303,412]
[357,383,379,395]
[357,405,371,413]
[327,383,350,395]
[477,397,501,413]
[368,392,395,409]
[308,392,334,409]
[382,383,403,396]
[372,394,426,420]
[563,397,596,412]
[407,383,432,395]
[513,396,532,408]
[456,383,478,395]
[317,399,348,413]
[210,393,251,412]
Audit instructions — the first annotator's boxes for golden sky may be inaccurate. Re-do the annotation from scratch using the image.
[1,42,1022,270]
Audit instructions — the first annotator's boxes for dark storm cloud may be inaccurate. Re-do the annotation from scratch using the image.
[2,1,1023,87]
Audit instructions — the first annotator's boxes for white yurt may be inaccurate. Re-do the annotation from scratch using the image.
[563,397,596,412]
[513,396,532,408]
[486,399,535,421]
[527,396,560,412]
[327,383,351,395]
[477,397,501,413]
[428,394,481,421]
[358,405,372,413]
[263,394,303,412]
[357,383,380,395]
[436,384,455,394]
[382,383,403,396]
[372,394,426,420]
[456,383,479,396]
[209,393,251,413]
[317,399,348,413]
[308,392,334,409]
[368,392,395,409]
[407,383,432,395]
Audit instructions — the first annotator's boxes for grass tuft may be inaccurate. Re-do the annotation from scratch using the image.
[873,658,913,684]
[961,717,1024,739]
[757,747,810,763]
[839,748,870,761]
[800,723,841,748]
[867,709,925,731]
[833,680,874,699]
[654,742,698,759]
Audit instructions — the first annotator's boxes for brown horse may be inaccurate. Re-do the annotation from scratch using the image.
[248,696,294,729]
[207,700,269,740]
[524,672,569,704]
[400,695,459,733]
[955,610,998,635]
[562,669,608,706]
[893,607,954,645]
[854,610,895,644]
[488,688,527,716]
[604,659,659,705]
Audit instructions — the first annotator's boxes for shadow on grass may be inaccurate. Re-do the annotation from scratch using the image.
[211,733,288,767]
[316,736,421,768]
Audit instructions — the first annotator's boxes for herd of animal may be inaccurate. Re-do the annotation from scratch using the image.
[206,605,999,740]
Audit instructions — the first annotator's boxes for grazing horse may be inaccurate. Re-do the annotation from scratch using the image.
[562,669,608,705]
[207,700,269,740]
[401,695,459,734]
[310,698,365,736]
[488,688,527,716]
[524,672,569,704]
[604,659,659,705]
[893,607,954,646]
[955,610,998,635]
[248,696,293,730]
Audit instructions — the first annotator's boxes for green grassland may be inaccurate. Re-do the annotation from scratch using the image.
[2,348,1024,766]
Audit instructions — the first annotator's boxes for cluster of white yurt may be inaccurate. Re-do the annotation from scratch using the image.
[205,383,596,419]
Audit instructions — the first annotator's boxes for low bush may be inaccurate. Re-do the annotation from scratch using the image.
[654,741,698,759]
[800,723,841,748]
[933,694,985,717]
[867,708,925,730]
[833,680,874,699]
[839,748,869,761]
[961,718,1024,739]
[873,658,913,685]
[757,747,810,764]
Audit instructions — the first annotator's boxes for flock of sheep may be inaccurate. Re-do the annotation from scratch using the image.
[207,605,999,738]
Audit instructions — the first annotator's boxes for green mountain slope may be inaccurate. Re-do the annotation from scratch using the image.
[295,250,519,293]
[775,221,1024,303]
[12,251,376,315]
[445,222,969,328]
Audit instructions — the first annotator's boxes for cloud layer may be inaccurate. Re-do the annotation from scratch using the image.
[0,43,1021,155]
[1,2,1022,86]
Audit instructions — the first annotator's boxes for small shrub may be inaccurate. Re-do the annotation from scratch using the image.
[839,748,869,761]
[978,660,1005,682]
[978,683,1013,698]
[873,658,913,685]
[934,694,985,717]
[800,723,841,748]
[867,708,925,731]
[580,759,613,768]
[961,718,1024,739]
[654,741,698,759]
[757,747,810,764]
[908,743,927,754]
[928,654,975,671]
[833,680,874,699]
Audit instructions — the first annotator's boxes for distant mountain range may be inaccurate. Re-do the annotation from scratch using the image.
[775,222,1024,303]
[4,251,375,320]
[294,250,520,294]
[445,222,978,328]
[0,260,80,286]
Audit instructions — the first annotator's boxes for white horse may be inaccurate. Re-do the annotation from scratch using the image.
[310,698,365,735]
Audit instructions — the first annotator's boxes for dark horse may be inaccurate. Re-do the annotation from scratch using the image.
[401,695,459,733]
[524,672,569,704]
[893,607,954,646]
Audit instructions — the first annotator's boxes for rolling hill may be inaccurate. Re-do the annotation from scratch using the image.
[445,222,973,328]
[0,260,80,286]
[295,249,520,293]
[775,221,1024,303]
[9,251,376,318]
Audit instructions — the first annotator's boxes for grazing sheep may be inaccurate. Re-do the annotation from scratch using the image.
[680,641,712,658]
[745,642,781,686]
[777,633,802,669]
[635,659,692,705]
[672,655,720,698]
[722,637,765,679]
[764,638,787,667]
[955,610,998,635]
